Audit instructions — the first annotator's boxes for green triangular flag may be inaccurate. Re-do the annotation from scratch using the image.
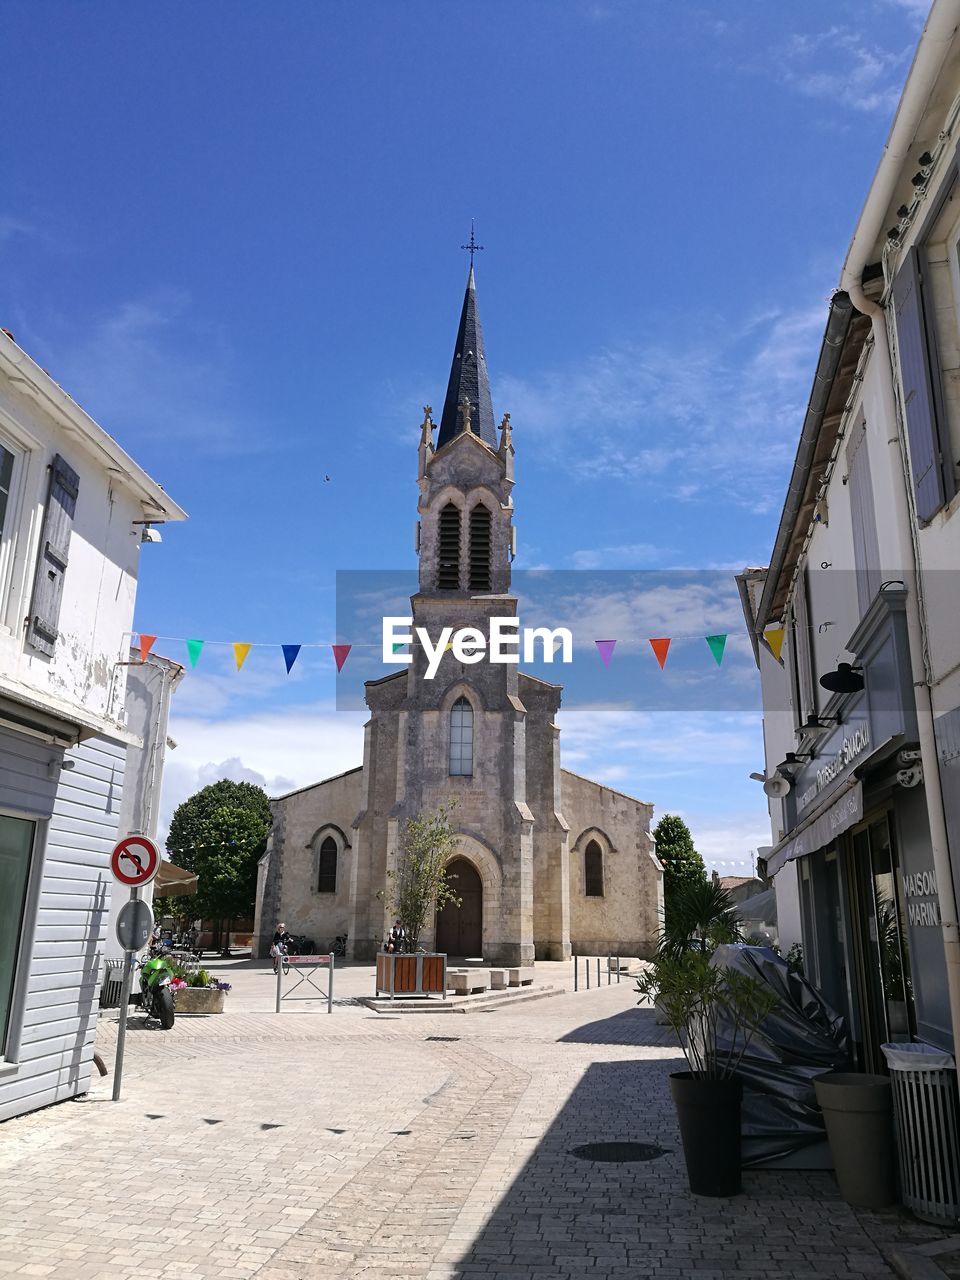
[705,634,727,666]
[392,642,405,654]
[185,638,204,669]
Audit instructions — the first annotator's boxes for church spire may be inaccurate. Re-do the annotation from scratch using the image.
[436,265,497,450]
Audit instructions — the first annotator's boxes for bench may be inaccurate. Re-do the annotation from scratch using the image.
[447,968,491,995]
[507,967,534,987]
[489,968,508,990]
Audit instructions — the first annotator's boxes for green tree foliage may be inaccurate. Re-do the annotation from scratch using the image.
[653,813,707,928]
[166,779,272,924]
[658,878,742,959]
[382,804,462,951]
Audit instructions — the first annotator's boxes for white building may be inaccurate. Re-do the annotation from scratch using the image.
[740,0,960,1073]
[0,329,185,1122]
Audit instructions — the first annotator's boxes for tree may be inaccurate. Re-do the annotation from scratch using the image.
[166,779,272,950]
[382,803,462,951]
[653,813,707,930]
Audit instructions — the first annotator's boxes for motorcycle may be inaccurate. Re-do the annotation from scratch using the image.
[138,955,176,1029]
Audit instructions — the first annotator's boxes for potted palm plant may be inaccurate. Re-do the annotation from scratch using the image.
[636,880,777,1196]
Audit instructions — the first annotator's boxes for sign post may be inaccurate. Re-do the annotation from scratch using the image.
[109,835,160,1102]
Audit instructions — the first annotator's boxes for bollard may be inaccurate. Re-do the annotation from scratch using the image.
[616,955,621,984]
[574,954,578,991]
[328,953,334,1014]
[607,956,612,986]
[596,957,601,987]
[586,956,590,989]
[275,955,282,1013]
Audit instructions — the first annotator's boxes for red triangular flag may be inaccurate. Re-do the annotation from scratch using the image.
[649,637,671,669]
[139,634,157,662]
[332,644,352,673]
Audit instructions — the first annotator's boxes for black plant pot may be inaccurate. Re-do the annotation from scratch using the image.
[670,1071,743,1196]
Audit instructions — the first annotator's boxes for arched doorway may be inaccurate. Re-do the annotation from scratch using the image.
[435,857,483,957]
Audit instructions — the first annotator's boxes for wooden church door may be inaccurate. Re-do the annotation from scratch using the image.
[435,857,483,957]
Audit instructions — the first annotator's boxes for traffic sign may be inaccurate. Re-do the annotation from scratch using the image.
[116,897,154,952]
[110,835,161,887]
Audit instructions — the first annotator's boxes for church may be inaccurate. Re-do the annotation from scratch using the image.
[253,267,663,965]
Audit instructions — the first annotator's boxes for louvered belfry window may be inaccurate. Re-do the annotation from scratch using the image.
[584,841,604,897]
[437,503,461,590]
[449,697,474,776]
[318,836,338,894]
[468,504,492,592]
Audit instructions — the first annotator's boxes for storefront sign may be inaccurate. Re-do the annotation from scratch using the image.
[768,781,863,876]
[903,869,941,927]
[796,723,871,813]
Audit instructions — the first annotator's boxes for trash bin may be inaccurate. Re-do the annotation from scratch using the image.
[882,1042,960,1225]
[814,1072,897,1208]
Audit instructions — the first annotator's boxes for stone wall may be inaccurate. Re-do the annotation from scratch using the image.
[562,769,662,959]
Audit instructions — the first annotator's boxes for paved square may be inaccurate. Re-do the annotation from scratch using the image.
[0,960,938,1278]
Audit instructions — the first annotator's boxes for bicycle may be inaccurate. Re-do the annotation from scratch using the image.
[271,941,290,976]
[332,933,348,959]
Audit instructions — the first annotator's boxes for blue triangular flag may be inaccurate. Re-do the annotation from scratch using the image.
[281,644,301,674]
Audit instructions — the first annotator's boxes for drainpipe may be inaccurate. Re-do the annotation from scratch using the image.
[839,0,960,1051]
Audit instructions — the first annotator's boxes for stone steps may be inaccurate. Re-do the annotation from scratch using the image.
[359,983,564,1015]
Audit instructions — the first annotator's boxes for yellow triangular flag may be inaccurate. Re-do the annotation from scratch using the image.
[764,628,785,663]
[233,642,252,671]
[445,641,454,651]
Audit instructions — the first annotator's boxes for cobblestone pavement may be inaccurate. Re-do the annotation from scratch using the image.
[0,960,942,1279]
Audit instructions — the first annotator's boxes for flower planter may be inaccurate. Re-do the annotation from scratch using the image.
[814,1071,896,1208]
[173,987,226,1015]
[670,1071,743,1196]
[376,952,446,998]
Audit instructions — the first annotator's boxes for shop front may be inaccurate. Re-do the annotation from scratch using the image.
[769,589,953,1070]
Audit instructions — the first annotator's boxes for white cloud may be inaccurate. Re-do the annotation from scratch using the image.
[496,300,828,510]
[569,543,671,570]
[158,701,366,840]
[779,27,912,116]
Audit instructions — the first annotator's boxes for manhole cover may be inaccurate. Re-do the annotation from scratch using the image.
[570,1142,667,1163]
[425,1035,461,1042]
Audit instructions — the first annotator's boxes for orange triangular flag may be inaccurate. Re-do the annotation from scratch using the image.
[332,644,352,673]
[139,634,157,662]
[764,628,785,663]
[233,642,252,671]
[649,637,671,669]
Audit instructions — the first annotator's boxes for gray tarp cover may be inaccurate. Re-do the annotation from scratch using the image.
[711,944,849,1167]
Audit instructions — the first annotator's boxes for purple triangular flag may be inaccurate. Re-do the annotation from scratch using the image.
[281,644,301,674]
[595,640,616,668]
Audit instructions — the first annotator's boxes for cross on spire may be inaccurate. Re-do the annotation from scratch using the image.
[461,220,484,265]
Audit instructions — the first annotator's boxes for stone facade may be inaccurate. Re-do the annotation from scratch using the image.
[254,269,663,964]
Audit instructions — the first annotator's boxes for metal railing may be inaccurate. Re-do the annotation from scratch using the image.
[275,953,335,1013]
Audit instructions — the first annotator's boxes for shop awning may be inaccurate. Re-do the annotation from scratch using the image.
[767,781,863,877]
[153,860,198,897]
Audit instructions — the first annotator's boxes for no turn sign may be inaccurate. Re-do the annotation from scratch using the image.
[110,835,161,887]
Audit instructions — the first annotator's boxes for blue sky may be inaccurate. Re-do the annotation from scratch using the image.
[0,1,929,869]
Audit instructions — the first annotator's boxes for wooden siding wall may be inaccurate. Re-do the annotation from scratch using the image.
[0,726,58,818]
[0,735,123,1122]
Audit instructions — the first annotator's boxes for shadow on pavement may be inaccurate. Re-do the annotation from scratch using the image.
[558,1006,678,1047]
[449,1058,883,1278]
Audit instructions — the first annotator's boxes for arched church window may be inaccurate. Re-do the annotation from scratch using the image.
[584,841,604,897]
[437,503,461,590]
[468,504,492,592]
[318,836,338,894]
[449,697,474,776]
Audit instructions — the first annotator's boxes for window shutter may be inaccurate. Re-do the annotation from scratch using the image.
[846,418,882,615]
[892,248,950,522]
[27,454,79,657]
[437,504,461,590]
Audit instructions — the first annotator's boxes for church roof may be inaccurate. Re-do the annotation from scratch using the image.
[436,265,497,450]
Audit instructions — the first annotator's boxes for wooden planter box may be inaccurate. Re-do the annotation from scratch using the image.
[376,952,447,999]
[174,987,225,1015]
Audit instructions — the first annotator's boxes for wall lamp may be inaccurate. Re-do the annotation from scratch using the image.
[819,663,864,694]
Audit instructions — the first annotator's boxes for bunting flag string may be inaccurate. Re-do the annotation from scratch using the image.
[126,625,783,676]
